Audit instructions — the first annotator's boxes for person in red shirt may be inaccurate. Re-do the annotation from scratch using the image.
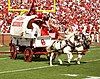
[37,12,43,19]
[49,26,59,39]
[27,0,36,16]
[41,24,49,36]
[94,24,99,43]
[0,14,4,30]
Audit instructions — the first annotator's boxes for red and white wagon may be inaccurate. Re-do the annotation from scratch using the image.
[9,15,56,62]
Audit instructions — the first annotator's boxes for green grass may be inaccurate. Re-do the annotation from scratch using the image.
[0,44,100,79]
[0,46,10,52]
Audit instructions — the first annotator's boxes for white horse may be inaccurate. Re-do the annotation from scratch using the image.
[47,33,91,66]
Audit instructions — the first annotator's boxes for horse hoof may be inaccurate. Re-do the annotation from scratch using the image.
[77,61,80,64]
[68,60,70,64]
[60,62,63,65]
[50,64,53,66]
[60,63,63,65]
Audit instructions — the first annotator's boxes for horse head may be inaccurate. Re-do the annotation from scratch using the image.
[74,33,82,42]
[82,34,91,49]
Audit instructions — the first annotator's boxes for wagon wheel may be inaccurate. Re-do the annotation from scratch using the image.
[10,44,17,59]
[35,55,41,58]
[24,48,33,62]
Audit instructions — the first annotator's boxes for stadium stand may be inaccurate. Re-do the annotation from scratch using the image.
[0,0,100,43]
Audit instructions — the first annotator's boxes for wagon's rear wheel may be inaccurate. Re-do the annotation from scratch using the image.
[10,44,17,59]
[24,48,33,62]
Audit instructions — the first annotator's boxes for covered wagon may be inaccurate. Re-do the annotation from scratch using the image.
[9,15,56,62]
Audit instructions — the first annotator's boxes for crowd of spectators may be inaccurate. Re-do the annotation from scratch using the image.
[56,0,100,32]
[0,0,100,42]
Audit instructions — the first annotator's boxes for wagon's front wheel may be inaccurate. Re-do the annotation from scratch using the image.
[10,44,17,59]
[24,48,33,62]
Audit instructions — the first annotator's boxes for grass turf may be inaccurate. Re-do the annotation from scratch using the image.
[0,44,100,79]
[0,46,9,52]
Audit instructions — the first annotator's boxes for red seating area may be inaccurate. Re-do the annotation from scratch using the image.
[0,0,100,33]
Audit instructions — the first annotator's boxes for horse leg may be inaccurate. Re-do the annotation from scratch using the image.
[67,52,73,64]
[76,53,83,64]
[58,58,63,65]
[57,54,63,65]
[63,46,73,64]
[50,52,54,66]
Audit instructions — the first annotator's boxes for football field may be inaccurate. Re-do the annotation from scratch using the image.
[0,44,100,79]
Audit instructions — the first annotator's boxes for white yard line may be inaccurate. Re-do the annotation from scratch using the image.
[85,59,100,63]
[0,58,8,60]
[61,74,100,79]
[90,46,96,47]
[89,48,100,51]
[84,76,100,79]
[61,74,78,77]
[0,58,100,74]
[0,65,58,74]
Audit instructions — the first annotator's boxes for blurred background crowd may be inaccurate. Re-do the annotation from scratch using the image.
[0,0,100,42]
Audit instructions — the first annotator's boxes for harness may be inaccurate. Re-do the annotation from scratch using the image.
[51,40,68,53]
[68,40,75,48]
[50,41,56,50]
[50,33,90,53]
[59,40,68,50]
[67,34,83,52]
[82,40,90,49]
